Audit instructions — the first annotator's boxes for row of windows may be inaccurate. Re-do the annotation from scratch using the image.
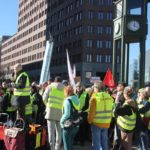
[88,25,112,35]
[89,0,112,5]
[87,40,112,49]
[52,26,83,42]
[2,52,44,70]
[48,12,82,32]
[51,54,82,66]
[50,25,111,43]
[18,11,46,31]
[53,40,82,54]
[2,31,46,56]
[88,11,113,20]
[49,0,83,12]
[2,20,46,50]
[19,0,46,16]
[2,41,46,62]
[86,54,120,63]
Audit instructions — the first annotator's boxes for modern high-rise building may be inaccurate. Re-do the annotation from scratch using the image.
[0,0,114,83]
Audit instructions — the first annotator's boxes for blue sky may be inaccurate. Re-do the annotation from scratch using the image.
[0,1,18,35]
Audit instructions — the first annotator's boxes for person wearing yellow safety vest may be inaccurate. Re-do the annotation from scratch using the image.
[30,83,44,124]
[5,87,17,123]
[11,63,30,121]
[60,85,80,150]
[43,76,64,150]
[88,81,114,150]
[136,88,150,150]
[25,94,33,125]
[115,86,138,150]
[112,81,126,150]
[74,82,90,146]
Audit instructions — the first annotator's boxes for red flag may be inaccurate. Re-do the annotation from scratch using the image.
[103,68,116,87]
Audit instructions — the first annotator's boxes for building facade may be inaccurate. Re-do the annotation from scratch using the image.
[1,0,115,83]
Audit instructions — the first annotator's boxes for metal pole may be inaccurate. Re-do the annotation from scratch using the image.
[120,37,125,82]
[139,37,146,88]
[125,43,129,84]
[112,39,117,82]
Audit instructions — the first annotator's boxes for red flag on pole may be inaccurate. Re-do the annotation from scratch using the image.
[103,68,116,87]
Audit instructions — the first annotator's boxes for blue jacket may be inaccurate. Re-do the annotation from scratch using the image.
[60,95,79,128]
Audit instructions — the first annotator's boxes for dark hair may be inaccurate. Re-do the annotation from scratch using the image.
[117,81,127,87]
[54,76,62,82]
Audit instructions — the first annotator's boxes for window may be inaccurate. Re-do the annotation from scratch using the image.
[98,12,104,20]
[106,12,112,20]
[97,40,102,48]
[108,0,112,6]
[79,26,83,34]
[87,54,92,62]
[99,0,104,5]
[88,25,94,33]
[88,11,94,19]
[88,0,94,4]
[76,0,83,7]
[106,41,111,48]
[96,55,102,62]
[106,26,112,34]
[97,26,103,35]
[75,12,82,21]
[87,40,93,48]
[105,55,111,63]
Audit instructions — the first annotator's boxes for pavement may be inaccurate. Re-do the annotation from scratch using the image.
[60,142,91,150]
[60,142,150,150]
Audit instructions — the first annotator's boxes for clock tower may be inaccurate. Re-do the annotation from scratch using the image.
[112,0,148,87]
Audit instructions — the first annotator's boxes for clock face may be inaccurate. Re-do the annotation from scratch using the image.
[114,23,120,34]
[127,20,140,31]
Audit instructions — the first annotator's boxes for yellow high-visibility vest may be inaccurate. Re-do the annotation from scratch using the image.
[47,85,64,110]
[14,72,30,96]
[78,91,87,111]
[25,95,33,115]
[93,92,113,124]
[137,98,150,118]
[117,102,136,131]
[6,94,17,112]
[148,120,150,130]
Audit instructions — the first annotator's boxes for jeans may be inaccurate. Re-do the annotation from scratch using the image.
[138,131,148,150]
[62,126,79,150]
[47,120,62,150]
[91,125,108,150]
[113,125,121,149]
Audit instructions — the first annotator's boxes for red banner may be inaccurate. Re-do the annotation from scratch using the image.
[103,68,116,88]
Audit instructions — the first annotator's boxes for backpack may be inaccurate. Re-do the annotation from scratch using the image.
[63,99,82,128]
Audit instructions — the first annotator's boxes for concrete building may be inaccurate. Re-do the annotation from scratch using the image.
[0,0,114,83]
[0,35,12,80]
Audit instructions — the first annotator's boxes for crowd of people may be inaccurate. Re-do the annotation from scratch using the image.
[0,63,150,150]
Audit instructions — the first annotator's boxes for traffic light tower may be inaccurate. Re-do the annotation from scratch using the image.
[112,0,148,87]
